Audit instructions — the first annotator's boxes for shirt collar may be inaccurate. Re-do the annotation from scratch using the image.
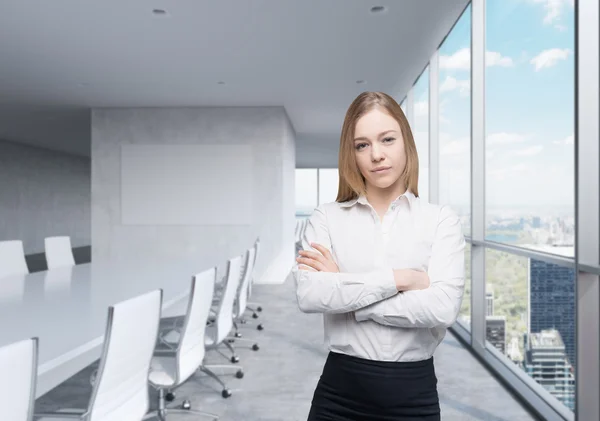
[339,189,416,209]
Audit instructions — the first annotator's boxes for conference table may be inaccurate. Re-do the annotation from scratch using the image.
[0,255,217,398]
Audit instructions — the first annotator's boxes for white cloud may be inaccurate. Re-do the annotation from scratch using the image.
[513,145,544,156]
[488,163,532,181]
[441,137,470,156]
[440,48,471,70]
[440,76,470,96]
[439,48,513,70]
[486,51,514,68]
[553,134,574,145]
[530,48,571,71]
[532,0,574,26]
[487,132,529,146]
[414,100,428,117]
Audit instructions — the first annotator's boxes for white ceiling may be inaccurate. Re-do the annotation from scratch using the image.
[0,0,469,157]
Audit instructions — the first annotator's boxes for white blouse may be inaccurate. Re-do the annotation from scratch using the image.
[292,190,466,362]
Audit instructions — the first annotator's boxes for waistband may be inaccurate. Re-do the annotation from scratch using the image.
[328,351,434,369]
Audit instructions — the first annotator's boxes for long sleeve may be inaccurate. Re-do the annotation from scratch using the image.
[354,205,466,328]
[292,205,399,314]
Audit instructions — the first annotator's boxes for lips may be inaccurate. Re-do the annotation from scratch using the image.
[372,166,391,173]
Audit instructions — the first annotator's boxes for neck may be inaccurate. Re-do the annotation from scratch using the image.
[365,180,407,209]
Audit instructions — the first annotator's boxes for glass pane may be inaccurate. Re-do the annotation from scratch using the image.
[318,168,339,205]
[413,67,429,203]
[486,249,575,412]
[458,242,471,330]
[295,169,317,217]
[438,5,471,236]
[400,99,406,113]
[485,0,575,256]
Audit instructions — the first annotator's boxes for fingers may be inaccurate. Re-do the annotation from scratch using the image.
[296,256,325,271]
[298,250,326,264]
[311,243,333,260]
[298,264,316,272]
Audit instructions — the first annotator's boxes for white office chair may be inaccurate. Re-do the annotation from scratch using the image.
[202,255,245,398]
[35,289,163,421]
[0,240,29,279]
[230,246,260,347]
[146,268,221,420]
[0,337,38,421]
[244,240,264,326]
[44,236,75,269]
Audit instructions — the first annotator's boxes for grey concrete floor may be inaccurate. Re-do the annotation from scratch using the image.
[35,275,539,421]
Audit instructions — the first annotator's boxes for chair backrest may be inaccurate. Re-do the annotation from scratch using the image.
[176,268,216,384]
[0,240,29,279]
[213,255,242,343]
[235,247,256,318]
[44,236,75,269]
[247,239,260,296]
[0,337,37,421]
[87,289,162,421]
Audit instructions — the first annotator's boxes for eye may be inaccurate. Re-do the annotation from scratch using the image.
[355,142,368,150]
[382,137,395,143]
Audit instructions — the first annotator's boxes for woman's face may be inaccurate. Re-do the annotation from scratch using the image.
[353,107,407,192]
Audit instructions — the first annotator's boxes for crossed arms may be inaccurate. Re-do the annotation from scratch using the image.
[291,206,466,329]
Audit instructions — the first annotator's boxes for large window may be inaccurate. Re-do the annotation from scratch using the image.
[318,169,339,205]
[295,168,339,216]
[438,5,471,237]
[397,0,594,418]
[485,0,574,256]
[485,249,575,411]
[413,67,429,203]
[295,169,318,216]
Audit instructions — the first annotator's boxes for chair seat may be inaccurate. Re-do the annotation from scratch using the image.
[149,356,177,387]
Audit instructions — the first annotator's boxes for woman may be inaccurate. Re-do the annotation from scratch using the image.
[293,91,465,421]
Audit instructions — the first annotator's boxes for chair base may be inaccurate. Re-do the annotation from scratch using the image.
[144,408,219,421]
[144,387,219,420]
[200,365,243,398]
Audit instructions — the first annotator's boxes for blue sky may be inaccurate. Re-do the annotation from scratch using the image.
[415,0,575,214]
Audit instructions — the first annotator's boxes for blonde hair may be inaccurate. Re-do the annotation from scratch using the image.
[336,91,419,203]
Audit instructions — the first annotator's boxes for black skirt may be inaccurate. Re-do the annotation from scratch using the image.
[307,351,440,421]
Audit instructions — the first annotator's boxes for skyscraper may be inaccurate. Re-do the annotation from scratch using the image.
[528,253,576,369]
[523,329,575,411]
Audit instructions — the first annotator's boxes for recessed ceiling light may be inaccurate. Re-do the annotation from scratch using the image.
[152,9,167,15]
[356,80,365,84]
[370,6,386,14]
[217,81,226,85]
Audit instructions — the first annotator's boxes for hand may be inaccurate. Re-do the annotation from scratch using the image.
[296,243,340,273]
[393,269,430,291]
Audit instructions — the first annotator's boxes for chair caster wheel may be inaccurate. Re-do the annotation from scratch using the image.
[165,392,175,402]
[236,369,244,379]
[227,338,235,343]
[252,313,259,319]
[257,306,263,312]
[181,400,191,410]
[257,324,264,330]
[252,344,259,351]
[222,389,232,398]
[231,355,240,363]
[235,332,242,338]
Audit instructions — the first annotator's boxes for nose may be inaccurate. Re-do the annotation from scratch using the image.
[370,143,385,162]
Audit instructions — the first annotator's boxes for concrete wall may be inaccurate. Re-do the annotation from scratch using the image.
[91,107,296,284]
[0,139,91,255]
